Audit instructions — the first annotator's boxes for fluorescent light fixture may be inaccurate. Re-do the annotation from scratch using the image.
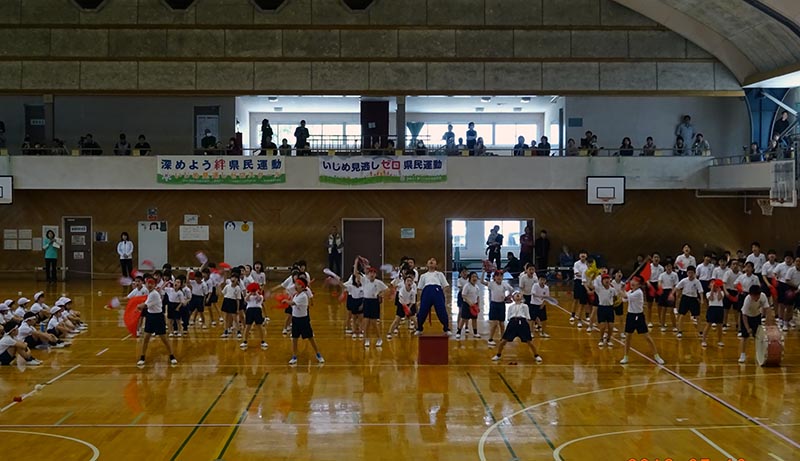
[475,107,484,112]
[268,96,278,102]
[273,107,283,112]
[480,96,492,103]
[513,107,523,112]
[520,97,531,103]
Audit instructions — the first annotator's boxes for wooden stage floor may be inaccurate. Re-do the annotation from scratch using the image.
[0,279,797,461]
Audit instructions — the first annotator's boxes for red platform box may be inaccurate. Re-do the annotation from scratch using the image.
[418,335,449,365]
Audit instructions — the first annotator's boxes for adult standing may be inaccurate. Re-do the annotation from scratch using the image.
[466,122,477,155]
[534,230,550,275]
[485,225,503,270]
[675,115,695,146]
[117,232,134,279]
[43,230,59,283]
[294,120,310,156]
[260,119,274,149]
[519,225,534,267]
[327,226,343,277]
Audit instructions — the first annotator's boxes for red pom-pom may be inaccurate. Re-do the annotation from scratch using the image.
[246,282,260,293]
[141,260,154,270]
[402,304,411,316]
[470,304,480,316]
[219,262,231,270]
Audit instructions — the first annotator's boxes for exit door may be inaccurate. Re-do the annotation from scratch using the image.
[342,219,383,280]
[63,217,92,280]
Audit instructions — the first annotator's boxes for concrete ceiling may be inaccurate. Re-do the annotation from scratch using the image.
[613,0,800,86]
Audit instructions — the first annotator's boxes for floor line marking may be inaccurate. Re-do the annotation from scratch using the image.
[551,301,800,450]
[54,411,74,426]
[129,412,144,426]
[45,365,81,385]
[497,372,557,451]
[467,371,519,461]
[169,373,238,461]
[691,428,736,459]
[0,430,99,461]
[217,372,270,459]
[768,453,786,461]
[120,334,132,341]
[95,348,109,356]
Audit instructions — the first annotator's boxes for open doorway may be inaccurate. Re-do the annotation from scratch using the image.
[445,218,534,276]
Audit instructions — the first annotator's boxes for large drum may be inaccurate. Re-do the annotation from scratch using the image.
[755,324,784,367]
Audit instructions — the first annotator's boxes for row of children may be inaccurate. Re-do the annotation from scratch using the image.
[0,292,86,367]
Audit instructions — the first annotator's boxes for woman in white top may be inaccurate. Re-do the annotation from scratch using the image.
[117,232,134,280]
[619,276,665,365]
[415,258,451,336]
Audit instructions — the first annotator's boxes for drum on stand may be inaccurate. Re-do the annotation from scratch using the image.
[755,324,784,367]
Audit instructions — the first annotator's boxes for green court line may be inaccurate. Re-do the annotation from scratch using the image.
[466,372,519,461]
[54,411,73,426]
[170,373,238,461]
[497,372,558,451]
[216,372,269,459]
[129,412,144,426]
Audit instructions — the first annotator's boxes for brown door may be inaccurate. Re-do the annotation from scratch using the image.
[342,219,383,280]
[64,217,92,280]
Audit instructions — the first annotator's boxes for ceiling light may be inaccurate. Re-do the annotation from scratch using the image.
[480,96,492,103]
[268,96,278,102]
[273,107,283,112]
[520,97,531,103]
[513,107,523,112]
[475,107,484,112]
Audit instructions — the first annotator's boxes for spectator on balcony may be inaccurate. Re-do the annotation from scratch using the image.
[580,130,593,148]
[765,135,785,161]
[746,142,763,163]
[675,115,695,145]
[537,136,551,156]
[466,122,477,155]
[226,137,241,156]
[387,139,396,154]
[456,137,466,153]
[565,138,578,156]
[200,129,217,154]
[294,120,310,155]
[21,134,33,155]
[114,133,132,156]
[415,139,427,156]
[81,134,102,156]
[773,110,790,139]
[261,135,277,155]
[475,137,487,156]
[260,119,273,149]
[279,138,292,156]
[442,124,455,151]
[513,136,529,157]
[673,136,687,156]
[134,135,151,156]
[588,135,599,157]
[642,136,656,156]
[53,138,68,156]
[618,137,634,156]
[692,133,710,156]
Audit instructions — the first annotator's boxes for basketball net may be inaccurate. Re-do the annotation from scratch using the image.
[601,199,613,214]
[756,198,773,216]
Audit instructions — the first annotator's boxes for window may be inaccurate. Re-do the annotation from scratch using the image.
[494,124,536,146]
[484,220,525,248]
[549,123,560,147]
[451,220,466,248]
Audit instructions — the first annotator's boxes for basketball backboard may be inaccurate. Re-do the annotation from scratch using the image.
[587,176,625,205]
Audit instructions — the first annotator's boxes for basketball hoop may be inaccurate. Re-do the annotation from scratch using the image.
[601,199,614,214]
[756,198,773,216]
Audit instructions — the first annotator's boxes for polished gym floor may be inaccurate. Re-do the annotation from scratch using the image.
[0,279,797,461]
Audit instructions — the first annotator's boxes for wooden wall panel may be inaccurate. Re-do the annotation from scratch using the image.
[1,190,798,279]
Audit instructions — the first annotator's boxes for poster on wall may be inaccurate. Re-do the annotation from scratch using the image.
[223,221,253,267]
[42,225,59,238]
[180,225,209,241]
[138,221,168,269]
[157,156,286,185]
[319,156,447,184]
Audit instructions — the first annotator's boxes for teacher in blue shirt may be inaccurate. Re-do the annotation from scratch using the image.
[43,230,59,283]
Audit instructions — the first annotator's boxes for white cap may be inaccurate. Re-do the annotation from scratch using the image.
[0,303,8,311]
[3,299,11,306]
[50,306,62,315]
[30,304,42,313]
[18,297,30,305]
[33,291,44,301]
[58,297,72,306]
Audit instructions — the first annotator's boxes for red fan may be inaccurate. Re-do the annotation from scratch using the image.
[712,279,724,288]
[768,277,779,299]
[338,291,347,303]
[402,303,411,317]
[124,295,148,337]
[656,287,664,296]
[469,303,479,317]
[676,260,685,269]
[219,262,232,270]
[735,282,744,293]
[246,282,260,293]
[587,291,597,303]
[726,292,739,302]
[271,293,291,309]
[141,260,155,271]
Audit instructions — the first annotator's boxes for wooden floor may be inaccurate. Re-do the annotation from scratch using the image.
[0,279,797,461]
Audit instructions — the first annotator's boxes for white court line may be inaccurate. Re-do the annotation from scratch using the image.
[769,453,786,461]
[0,422,434,428]
[46,365,81,385]
[691,428,736,459]
[478,302,799,461]
[95,348,109,356]
[0,430,99,460]
[120,334,132,341]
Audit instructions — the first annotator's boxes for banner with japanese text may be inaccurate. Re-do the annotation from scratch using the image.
[319,156,447,184]
[157,156,286,184]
